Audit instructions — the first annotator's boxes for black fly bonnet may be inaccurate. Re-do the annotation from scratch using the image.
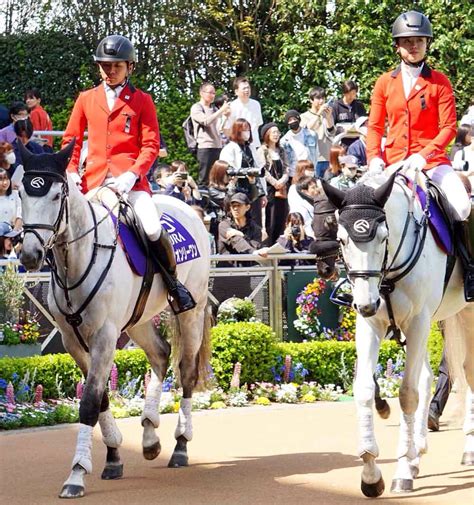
[338,184,387,242]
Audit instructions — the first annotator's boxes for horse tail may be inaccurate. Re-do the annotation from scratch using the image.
[170,304,213,392]
[444,305,474,386]
[443,304,474,419]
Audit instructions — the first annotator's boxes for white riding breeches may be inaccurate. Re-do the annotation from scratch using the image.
[127,190,162,240]
[426,164,471,221]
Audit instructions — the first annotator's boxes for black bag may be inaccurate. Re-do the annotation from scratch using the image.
[182,115,198,155]
[182,105,204,155]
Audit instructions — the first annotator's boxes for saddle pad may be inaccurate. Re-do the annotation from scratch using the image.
[415,185,453,255]
[111,212,201,276]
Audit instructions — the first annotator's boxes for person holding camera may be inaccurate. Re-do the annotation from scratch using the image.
[257,122,290,245]
[219,118,266,226]
[164,160,202,205]
[300,87,336,178]
[190,82,231,186]
[277,212,313,265]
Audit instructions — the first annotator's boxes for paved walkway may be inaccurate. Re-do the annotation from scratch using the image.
[1,398,473,505]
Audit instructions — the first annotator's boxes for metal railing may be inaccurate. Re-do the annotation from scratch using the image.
[1,253,318,350]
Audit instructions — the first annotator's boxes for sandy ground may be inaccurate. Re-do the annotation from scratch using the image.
[1,398,473,505]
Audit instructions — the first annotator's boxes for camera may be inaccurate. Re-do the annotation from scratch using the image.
[291,225,301,240]
[226,166,262,178]
[176,172,188,181]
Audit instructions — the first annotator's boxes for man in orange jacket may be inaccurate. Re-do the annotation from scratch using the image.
[366,11,473,300]
[62,35,195,313]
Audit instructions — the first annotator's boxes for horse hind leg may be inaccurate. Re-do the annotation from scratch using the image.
[169,307,211,468]
[127,321,171,461]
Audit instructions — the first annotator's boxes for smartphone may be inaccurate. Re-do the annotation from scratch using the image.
[176,172,188,180]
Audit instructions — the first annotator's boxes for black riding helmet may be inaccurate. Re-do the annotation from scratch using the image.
[392,11,433,42]
[94,35,136,63]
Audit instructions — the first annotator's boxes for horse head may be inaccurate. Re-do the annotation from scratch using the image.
[19,139,75,271]
[322,173,396,317]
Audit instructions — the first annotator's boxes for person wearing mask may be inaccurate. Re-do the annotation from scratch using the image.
[281,109,318,178]
[219,118,265,226]
[0,102,29,144]
[24,88,54,150]
[190,82,230,186]
[12,118,44,180]
[366,10,473,300]
[61,34,195,313]
[348,116,369,167]
[257,122,290,245]
[0,142,16,171]
[224,76,263,150]
[331,80,367,126]
[300,87,336,178]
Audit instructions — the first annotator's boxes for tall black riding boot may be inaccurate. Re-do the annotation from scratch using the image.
[150,230,196,314]
[456,212,474,302]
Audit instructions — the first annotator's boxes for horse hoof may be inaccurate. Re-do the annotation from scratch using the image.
[390,478,413,493]
[101,463,124,480]
[361,477,385,497]
[409,464,419,479]
[168,450,189,468]
[59,484,85,499]
[461,452,474,465]
[375,400,391,420]
[143,441,161,460]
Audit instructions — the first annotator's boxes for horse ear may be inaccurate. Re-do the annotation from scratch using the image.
[321,179,346,209]
[55,138,76,172]
[17,140,34,171]
[373,172,397,207]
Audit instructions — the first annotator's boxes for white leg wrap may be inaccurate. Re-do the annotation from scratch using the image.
[357,408,379,458]
[174,398,193,441]
[397,413,416,460]
[141,374,162,428]
[72,424,93,474]
[99,410,122,448]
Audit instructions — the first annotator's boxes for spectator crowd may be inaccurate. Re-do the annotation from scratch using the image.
[0,78,473,264]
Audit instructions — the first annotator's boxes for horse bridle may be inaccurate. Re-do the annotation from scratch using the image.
[22,171,70,250]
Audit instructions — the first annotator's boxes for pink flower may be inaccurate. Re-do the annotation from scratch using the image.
[6,381,15,405]
[110,364,118,392]
[34,385,43,404]
[76,381,84,399]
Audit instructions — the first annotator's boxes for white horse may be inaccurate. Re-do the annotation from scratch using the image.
[322,170,474,497]
[17,141,212,498]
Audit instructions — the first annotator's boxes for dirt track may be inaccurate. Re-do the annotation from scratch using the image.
[1,399,473,505]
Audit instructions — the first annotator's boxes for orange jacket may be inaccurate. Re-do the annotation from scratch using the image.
[62,83,159,193]
[366,64,456,170]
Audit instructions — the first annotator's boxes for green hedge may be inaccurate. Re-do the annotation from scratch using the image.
[0,322,445,398]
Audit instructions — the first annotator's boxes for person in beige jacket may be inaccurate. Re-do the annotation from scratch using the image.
[300,86,335,178]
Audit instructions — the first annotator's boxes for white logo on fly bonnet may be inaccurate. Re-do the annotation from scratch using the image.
[31,177,45,189]
[354,219,370,233]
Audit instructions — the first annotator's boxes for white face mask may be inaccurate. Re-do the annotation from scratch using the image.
[5,152,16,165]
[241,131,251,142]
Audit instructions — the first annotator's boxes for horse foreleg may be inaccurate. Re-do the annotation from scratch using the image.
[391,314,430,494]
[127,322,171,461]
[60,326,117,499]
[354,316,385,497]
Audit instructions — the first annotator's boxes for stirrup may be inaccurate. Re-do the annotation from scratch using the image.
[167,283,197,315]
[464,267,474,302]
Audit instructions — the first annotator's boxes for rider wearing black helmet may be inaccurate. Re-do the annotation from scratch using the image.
[62,35,196,313]
[366,11,474,301]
